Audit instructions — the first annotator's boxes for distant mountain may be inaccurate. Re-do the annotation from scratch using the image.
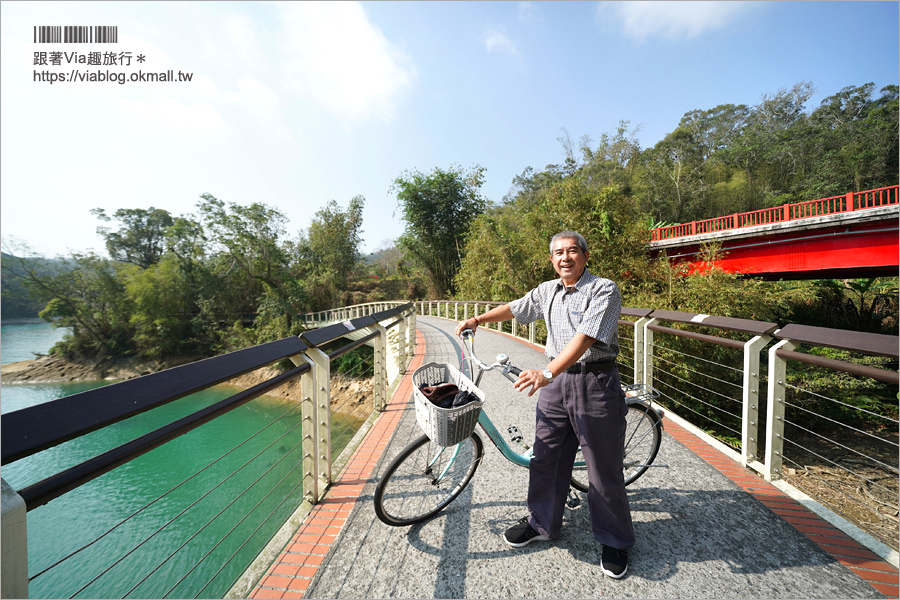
[1,253,70,320]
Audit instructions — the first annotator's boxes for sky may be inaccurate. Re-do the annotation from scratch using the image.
[1,1,898,259]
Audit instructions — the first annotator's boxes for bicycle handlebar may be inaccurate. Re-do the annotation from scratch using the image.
[460,328,522,383]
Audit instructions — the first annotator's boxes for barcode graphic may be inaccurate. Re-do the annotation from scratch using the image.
[34,26,118,44]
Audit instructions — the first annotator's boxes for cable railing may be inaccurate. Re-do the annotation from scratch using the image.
[1,303,416,600]
[413,300,899,559]
[2,297,896,598]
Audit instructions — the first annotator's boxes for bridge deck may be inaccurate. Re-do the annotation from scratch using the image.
[249,317,897,599]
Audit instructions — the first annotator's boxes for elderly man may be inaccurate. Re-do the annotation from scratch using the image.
[454,230,634,578]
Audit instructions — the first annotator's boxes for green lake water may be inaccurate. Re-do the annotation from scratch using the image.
[1,322,352,599]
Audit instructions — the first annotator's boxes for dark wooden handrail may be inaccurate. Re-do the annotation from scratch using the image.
[17,364,310,510]
[1,336,309,465]
[775,323,899,358]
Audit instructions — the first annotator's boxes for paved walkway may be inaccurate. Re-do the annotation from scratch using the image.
[250,317,898,599]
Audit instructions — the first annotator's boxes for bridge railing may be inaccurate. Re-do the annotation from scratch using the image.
[414,300,899,558]
[1,303,416,599]
[650,185,899,242]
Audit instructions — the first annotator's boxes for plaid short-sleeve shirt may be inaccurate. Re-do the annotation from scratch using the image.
[508,268,620,362]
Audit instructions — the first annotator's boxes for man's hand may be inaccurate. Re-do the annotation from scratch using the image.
[455,318,478,337]
[514,368,550,397]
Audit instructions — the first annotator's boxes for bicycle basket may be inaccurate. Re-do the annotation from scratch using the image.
[413,362,485,447]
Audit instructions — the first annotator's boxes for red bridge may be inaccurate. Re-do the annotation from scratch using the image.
[648,185,899,280]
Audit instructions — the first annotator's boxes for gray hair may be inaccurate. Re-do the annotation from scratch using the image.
[549,231,588,255]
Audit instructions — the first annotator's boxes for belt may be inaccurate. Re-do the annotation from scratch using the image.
[563,360,617,374]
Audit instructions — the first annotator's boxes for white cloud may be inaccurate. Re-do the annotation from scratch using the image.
[483,29,519,57]
[599,1,757,43]
[277,2,415,123]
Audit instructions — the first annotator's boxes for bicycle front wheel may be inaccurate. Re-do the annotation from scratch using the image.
[374,432,484,526]
[570,402,663,492]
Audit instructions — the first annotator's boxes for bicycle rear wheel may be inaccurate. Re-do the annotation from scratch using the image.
[374,432,484,526]
[570,402,663,492]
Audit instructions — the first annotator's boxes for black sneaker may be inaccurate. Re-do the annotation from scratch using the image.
[600,545,628,579]
[503,516,550,547]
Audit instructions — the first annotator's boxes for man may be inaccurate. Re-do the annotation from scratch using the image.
[454,231,634,579]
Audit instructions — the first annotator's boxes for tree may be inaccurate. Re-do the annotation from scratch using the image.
[10,250,135,358]
[303,196,365,289]
[393,166,487,297]
[197,194,302,343]
[91,207,175,268]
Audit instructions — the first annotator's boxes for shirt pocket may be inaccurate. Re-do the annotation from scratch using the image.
[567,296,590,325]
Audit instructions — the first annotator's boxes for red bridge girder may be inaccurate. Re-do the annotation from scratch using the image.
[649,206,898,281]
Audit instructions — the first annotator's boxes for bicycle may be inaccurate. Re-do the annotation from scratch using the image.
[373,329,665,526]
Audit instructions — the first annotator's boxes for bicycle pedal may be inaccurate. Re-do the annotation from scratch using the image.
[507,425,523,444]
[566,490,581,509]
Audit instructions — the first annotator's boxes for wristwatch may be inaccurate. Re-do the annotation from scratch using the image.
[542,368,554,382]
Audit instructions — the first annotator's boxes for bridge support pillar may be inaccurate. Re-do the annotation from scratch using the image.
[741,335,771,467]
[2,478,28,599]
[764,339,795,481]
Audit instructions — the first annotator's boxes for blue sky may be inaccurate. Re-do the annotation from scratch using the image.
[1,1,897,259]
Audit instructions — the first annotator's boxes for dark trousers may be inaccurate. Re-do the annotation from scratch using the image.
[526,368,635,550]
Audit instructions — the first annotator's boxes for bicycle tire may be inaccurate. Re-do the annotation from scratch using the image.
[570,402,663,492]
[374,432,484,526]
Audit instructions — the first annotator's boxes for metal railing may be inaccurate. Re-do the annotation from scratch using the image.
[650,185,899,241]
[1,303,416,599]
[414,300,899,558]
[2,297,896,598]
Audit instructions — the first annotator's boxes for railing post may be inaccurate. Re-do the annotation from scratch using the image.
[845,192,854,212]
[455,302,459,321]
[396,312,408,374]
[464,303,469,321]
[642,318,659,388]
[296,353,320,504]
[742,335,771,467]
[632,317,652,385]
[2,478,28,599]
[528,322,535,344]
[373,323,388,412]
[302,348,332,498]
[408,309,417,358]
[764,339,795,481]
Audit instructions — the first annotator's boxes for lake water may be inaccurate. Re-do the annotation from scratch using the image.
[1,322,354,599]
[1,321,70,365]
